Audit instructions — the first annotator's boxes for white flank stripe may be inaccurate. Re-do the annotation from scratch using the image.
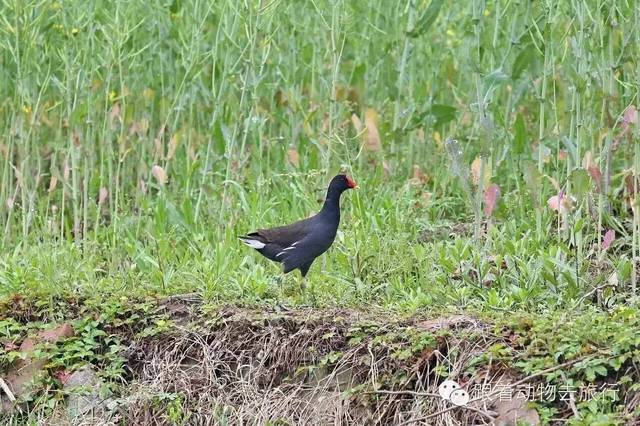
[240,238,265,249]
[276,244,299,258]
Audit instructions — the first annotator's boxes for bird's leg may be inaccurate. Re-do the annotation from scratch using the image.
[273,274,291,312]
[275,274,284,292]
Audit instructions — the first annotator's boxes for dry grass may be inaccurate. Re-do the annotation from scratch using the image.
[115,298,497,425]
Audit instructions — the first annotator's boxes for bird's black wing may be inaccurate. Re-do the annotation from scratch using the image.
[250,216,314,247]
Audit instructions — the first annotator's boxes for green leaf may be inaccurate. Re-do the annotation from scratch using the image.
[407,0,445,38]
[569,168,590,201]
[170,0,181,13]
[430,104,457,127]
[484,68,509,88]
[585,367,595,381]
[513,113,526,154]
[522,161,542,207]
[594,365,608,377]
[512,44,537,80]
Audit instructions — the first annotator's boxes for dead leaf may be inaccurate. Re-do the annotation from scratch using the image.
[335,86,359,105]
[6,197,14,210]
[72,130,81,147]
[470,156,492,188]
[109,103,121,129]
[167,134,179,160]
[151,165,167,185]
[98,187,108,205]
[321,113,330,134]
[36,324,74,343]
[154,137,163,158]
[483,184,501,217]
[63,162,70,181]
[154,125,168,158]
[287,148,300,167]
[382,160,391,178]
[48,175,58,193]
[582,151,593,169]
[130,118,149,137]
[363,108,382,152]
[351,113,363,133]
[409,165,429,186]
[471,157,482,185]
[625,174,639,196]
[557,150,568,161]
[421,191,432,205]
[274,89,288,107]
[187,145,197,161]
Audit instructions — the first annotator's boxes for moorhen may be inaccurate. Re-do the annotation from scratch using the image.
[239,174,358,285]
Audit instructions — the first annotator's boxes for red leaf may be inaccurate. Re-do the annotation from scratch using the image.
[602,229,615,251]
[547,191,573,213]
[483,184,501,217]
[623,105,637,127]
[55,370,72,385]
[587,165,602,193]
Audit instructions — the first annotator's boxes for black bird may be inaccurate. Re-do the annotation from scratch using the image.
[239,174,357,283]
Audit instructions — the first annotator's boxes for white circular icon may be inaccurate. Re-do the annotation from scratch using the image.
[449,388,470,406]
[438,380,460,400]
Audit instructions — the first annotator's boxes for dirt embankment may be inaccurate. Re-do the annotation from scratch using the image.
[1,296,639,425]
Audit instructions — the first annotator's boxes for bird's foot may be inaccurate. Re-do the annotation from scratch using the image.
[274,302,292,313]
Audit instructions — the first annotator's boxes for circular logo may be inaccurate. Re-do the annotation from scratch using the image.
[449,388,470,406]
[438,380,461,400]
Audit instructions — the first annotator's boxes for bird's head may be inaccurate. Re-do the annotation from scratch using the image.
[330,174,358,192]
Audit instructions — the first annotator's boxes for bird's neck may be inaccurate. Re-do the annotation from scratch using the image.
[319,187,342,220]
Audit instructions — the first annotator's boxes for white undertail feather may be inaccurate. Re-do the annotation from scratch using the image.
[276,244,299,258]
[239,237,265,249]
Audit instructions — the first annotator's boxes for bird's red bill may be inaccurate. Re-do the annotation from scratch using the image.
[346,176,358,189]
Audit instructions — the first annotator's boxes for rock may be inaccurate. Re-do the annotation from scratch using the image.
[64,366,115,422]
[493,397,541,426]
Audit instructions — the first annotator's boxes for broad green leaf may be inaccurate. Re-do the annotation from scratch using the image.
[569,168,590,201]
[484,68,509,88]
[513,113,526,154]
[431,104,457,127]
[512,44,537,80]
[407,0,444,38]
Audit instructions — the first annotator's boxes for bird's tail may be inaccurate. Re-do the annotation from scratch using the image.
[238,235,265,249]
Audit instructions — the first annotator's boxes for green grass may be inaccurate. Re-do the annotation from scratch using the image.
[0,0,639,315]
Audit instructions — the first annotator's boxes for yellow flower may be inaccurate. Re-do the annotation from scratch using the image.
[109,91,117,102]
[22,105,32,115]
[71,28,79,35]
[483,9,490,17]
